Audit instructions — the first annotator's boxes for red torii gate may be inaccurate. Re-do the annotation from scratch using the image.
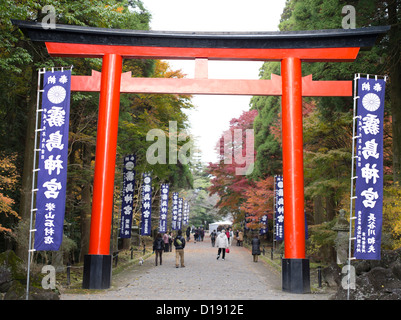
[13,20,389,293]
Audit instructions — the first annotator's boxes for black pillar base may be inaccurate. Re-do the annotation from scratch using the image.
[282,258,310,294]
[82,254,112,289]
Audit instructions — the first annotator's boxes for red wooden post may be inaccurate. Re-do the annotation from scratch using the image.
[280,57,310,293]
[281,57,305,259]
[83,53,122,289]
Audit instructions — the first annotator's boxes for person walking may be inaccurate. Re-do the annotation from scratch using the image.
[211,230,216,247]
[168,231,173,252]
[163,232,169,252]
[216,229,229,260]
[238,230,244,247]
[251,234,261,262]
[225,229,230,246]
[235,230,240,246]
[186,226,191,242]
[153,233,164,266]
[174,230,186,268]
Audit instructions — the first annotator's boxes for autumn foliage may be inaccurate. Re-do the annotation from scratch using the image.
[0,153,20,234]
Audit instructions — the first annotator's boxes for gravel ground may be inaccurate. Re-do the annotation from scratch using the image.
[61,237,332,300]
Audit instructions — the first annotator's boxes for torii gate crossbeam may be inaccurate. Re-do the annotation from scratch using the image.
[13,20,389,293]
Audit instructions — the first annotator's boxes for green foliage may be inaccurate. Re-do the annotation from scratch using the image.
[303,108,353,208]
[250,63,282,179]
[306,218,337,261]
[250,0,401,264]
[0,0,198,260]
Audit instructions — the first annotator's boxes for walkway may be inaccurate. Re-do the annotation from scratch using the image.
[61,236,331,300]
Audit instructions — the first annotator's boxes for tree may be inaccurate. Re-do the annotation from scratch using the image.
[208,110,257,221]
[278,0,400,183]
[250,63,282,179]
[1,0,198,261]
[240,176,274,230]
[0,153,20,243]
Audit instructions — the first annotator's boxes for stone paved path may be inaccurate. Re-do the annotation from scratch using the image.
[61,236,331,300]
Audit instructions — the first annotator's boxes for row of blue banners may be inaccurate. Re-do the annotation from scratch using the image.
[33,70,385,262]
[118,156,190,237]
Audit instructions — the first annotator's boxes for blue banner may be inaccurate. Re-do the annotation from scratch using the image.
[354,77,385,260]
[177,197,183,230]
[260,215,268,235]
[171,192,179,230]
[140,173,152,236]
[159,184,169,233]
[183,200,189,226]
[119,155,136,238]
[35,70,71,251]
[275,175,284,241]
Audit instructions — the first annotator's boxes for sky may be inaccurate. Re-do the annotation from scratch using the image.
[141,0,287,164]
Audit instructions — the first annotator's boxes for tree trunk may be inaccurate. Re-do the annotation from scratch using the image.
[388,0,401,184]
[16,66,38,260]
[313,195,324,224]
[79,142,93,262]
[325,193,336,221]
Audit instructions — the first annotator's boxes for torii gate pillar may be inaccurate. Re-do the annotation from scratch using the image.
[12,20,389,293]
[281,57,309,293]
[82,53,122,289]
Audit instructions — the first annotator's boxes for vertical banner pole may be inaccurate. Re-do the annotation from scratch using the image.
[281,57,310,293]
[347,73,359,300]
[26,67,45,300]
[83,53,122,289]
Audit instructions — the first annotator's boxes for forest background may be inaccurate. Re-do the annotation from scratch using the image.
[0,0,400,267]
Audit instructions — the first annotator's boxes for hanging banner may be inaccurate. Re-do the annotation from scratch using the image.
[260,215,268,235]
[177,197,183,230]
[354,76,385,260]
[35,69,71,251]
[140,173,152,236]
[171,192,179,230]
[183,200,189,226]
[275,175,284,241]
[158,184,169,233]
[119,155,136,238]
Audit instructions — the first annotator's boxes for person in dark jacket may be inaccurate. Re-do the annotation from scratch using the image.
[174,230,186,268]
[186,226,191,242]
[153,233,164,266]
[211,230,216,247]
[251,235,261,262]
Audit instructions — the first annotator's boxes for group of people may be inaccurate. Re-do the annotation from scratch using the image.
[152,227,263,268]
[192,227,205,242]
[212,229,262,262]
[152,230,186,268]
[210,229,244,248]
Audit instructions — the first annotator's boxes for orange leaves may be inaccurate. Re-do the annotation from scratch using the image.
[0,152,20,232]
[240,176,275,229]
